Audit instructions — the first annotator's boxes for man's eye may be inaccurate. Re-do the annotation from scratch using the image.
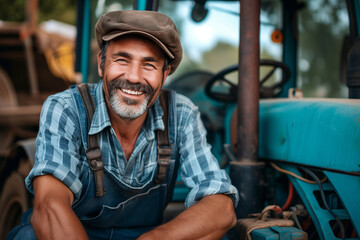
[117,59,128,63]
[144,63,156,69]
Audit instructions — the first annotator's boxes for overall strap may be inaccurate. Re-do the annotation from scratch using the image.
[155,89,172,184]
[77,83,106,197]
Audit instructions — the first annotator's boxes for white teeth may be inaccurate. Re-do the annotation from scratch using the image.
[121,88,143,95]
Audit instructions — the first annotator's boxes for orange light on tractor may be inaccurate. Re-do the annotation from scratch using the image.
[271,29,283,43]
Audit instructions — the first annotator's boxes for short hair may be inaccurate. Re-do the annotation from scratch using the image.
[99,41,109,76]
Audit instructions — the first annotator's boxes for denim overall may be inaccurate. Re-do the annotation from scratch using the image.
[76,157,179,239]
[7,87,179,240]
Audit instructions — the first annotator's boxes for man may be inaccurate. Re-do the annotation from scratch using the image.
[8,10,238,240]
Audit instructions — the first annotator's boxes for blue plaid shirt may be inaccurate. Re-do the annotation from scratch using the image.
[26,81,238,207]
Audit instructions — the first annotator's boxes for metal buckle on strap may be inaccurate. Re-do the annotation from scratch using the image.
[157,146,172,157]
[157,146,172,165]
[86,148,104,171]
[158,159,171,167]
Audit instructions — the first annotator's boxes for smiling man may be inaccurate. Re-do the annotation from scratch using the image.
[8,10,238,240]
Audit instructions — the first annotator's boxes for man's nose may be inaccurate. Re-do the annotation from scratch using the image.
[126,63,142,83]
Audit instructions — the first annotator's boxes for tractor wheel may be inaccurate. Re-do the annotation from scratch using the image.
[0,172,29,240]
[0,66,17,154]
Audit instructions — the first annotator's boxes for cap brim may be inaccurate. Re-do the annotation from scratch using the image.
[102,30,175,59]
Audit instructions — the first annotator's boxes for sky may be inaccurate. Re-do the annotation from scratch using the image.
[174,2,240,61]
[172,1,282,61]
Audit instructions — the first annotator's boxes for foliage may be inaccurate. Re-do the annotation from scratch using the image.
[38,0,76,24]
[298,0,348,97]
[0,0,76,25]
[0,0,27,22]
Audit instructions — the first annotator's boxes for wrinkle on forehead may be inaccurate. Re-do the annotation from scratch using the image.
[108,35,166,62]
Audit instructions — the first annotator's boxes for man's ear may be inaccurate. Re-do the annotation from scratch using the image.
[97,51,103,78]
[162,65,172,85]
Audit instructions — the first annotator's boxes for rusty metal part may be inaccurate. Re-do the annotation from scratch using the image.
[237,0,260,162]
[24,36,39,96]
[26,0,38,34]
[0,67,18,108]
[21,0,39,96]
[229,0,265,219]
[0,105,42,127]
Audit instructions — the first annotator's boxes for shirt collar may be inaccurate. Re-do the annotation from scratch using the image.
[89,81,165,141]
[88,81,111,135]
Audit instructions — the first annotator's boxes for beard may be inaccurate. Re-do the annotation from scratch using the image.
[107,78,156,119]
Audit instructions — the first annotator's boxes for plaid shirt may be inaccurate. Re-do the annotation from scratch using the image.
[26,81,238,207]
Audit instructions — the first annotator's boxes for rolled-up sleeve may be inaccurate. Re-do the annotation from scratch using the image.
[25,93,85,201]
[177,96,239,208]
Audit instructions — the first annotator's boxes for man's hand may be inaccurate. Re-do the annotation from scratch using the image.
[138,194,237,240]
[31,175,89,240]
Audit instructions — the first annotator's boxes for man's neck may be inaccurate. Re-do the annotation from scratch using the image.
[107,103,147,160]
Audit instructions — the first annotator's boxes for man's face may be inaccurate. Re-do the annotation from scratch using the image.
[99,35,170,120]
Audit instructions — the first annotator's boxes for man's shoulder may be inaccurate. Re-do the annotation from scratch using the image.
[45,83,100,105]
[169,90,197,110]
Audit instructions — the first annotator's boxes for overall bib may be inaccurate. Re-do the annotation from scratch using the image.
[7,86,179,240]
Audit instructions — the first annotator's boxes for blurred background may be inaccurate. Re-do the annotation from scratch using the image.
[0,0,352,239]
[0,0,349,97]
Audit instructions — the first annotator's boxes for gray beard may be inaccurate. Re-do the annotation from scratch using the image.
[107,78,155,119]
[109,93,149,119]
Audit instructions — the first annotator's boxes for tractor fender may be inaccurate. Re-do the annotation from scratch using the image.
[12,138,37,167]
[0,138,36,191]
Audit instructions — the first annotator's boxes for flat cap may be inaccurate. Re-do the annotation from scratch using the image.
[95,10,182,74]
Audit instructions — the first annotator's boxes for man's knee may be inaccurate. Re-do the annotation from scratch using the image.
[7,223,37,240]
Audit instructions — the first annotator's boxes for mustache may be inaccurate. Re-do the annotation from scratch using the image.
[108,78,154,95]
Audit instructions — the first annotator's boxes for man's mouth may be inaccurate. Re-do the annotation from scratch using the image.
[121,88,144,96]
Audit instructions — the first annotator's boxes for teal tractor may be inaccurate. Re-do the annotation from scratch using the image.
[164,0,360,239]
[1,0,359,239]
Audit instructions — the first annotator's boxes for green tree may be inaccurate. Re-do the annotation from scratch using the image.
[298,0,348,97]
[0,0,26,22]
[0,0,76,24]
[38,0,76,24]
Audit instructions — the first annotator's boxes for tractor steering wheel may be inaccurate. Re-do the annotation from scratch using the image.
[204,59,291,102]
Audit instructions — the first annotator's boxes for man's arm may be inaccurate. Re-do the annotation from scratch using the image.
[31,175,89,240]
[138,194,237,240]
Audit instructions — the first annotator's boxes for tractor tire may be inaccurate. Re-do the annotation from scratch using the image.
[0,66,17,155]
[0,172,29,240]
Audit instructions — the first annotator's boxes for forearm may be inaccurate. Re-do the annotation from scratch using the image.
[138,194,237,240]
[31,201,88,240]
[32,175,89,240]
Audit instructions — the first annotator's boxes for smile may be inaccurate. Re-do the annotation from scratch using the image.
[121,88,144,95]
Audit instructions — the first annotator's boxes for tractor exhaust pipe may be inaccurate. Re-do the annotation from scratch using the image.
[230,0,265,219]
